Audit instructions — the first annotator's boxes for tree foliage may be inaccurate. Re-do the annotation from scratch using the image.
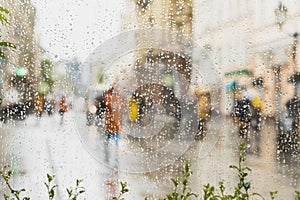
[0,5,16,59]
[40,59,55,92]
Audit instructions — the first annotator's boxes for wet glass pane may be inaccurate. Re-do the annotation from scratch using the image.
[0,0,299,199]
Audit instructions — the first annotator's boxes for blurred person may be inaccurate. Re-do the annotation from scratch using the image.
[195,89,211,140]
[35,95,44,118]
[95,92,106,125]
[127,92,145,123]
[250,95,264,154]
[105,172,119,200]
[59,96,68,116]
[286,96,300,131]
[103,86,124,169]
[44,99,55,115]
[127,94,140,122]
[232,87,252,141]
[285,96,300,154]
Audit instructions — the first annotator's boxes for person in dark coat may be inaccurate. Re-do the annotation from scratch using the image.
[232,88,252,140]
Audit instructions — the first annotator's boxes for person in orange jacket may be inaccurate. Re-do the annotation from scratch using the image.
[59,96,68,116]
[35,95,44,118]
[103,86,124,168]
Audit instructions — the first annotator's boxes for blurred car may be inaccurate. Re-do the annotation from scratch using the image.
[0,100,34,123]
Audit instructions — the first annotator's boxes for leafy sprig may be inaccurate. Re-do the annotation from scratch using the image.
[66,179,85,200]
[112,182,129,200]
[159,163,198,200]
[44,174,57,200]
[0,165,30,200]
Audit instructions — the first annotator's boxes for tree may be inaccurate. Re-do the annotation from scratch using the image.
[40,59,55,93]
[0,6,16,59]
[0,5,16,104]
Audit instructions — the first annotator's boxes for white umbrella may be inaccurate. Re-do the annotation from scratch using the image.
[243,89,255,100]
[113,67,138,97]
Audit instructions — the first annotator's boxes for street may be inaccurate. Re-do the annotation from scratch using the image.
[0,108,299,199]
[2,1,300,199]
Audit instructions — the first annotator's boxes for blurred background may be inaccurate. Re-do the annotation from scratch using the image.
[0,0,299,199]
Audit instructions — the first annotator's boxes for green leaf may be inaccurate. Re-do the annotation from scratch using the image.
[67,188,72,197]
[229,165,238,170]
[244,182,251,191]
[50,185,57,191]
[49,189,55,198]
[47,174,53,182]
[270,191,278,200]
[7,170,13,179]
[186,192,198,198]
[242,167,252,172]
[0,42,16,48]
[184,163,191,173]
[4,193,9,200]
[252,192,265,200]
[0,6,10,15]
[0,13,8,25]
[76,179,83,186]
[19,188,26,193]
[0,51,5,59]
[0,6,10,26]
[171,177,179,187]
[182,179,188,186]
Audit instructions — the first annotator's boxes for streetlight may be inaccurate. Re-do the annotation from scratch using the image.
[288,33,300,97]
[274,3,288,154]
[274,2,287,30]
[272,64,283,133]
[275,2,300,155]
[275,2,300,96]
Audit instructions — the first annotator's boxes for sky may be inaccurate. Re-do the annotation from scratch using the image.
[30,0,125,62]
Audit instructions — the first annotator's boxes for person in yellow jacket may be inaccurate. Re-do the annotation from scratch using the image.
[250,95,264,153]
[127,96,139,121]
[197,93,212,121]
[195,89,212,140]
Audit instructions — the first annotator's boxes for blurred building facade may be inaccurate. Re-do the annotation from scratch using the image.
[121,0,193,103]
[122,0,300,117]
[132,0,192,35]
[65,57,81,95]
[123,0,296,117]
[0,0,40,104]
[194,0,300,117]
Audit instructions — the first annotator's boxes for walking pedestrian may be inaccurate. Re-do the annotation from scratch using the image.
[195,89,211,140]
[250,95,263,154]
[35,95,44,118]
[103,86,124,169]
[285,96,300,154]
[59,96,68,125]
[232,87,252,141]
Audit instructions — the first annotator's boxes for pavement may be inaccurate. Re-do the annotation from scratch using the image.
[0,111,299,199]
